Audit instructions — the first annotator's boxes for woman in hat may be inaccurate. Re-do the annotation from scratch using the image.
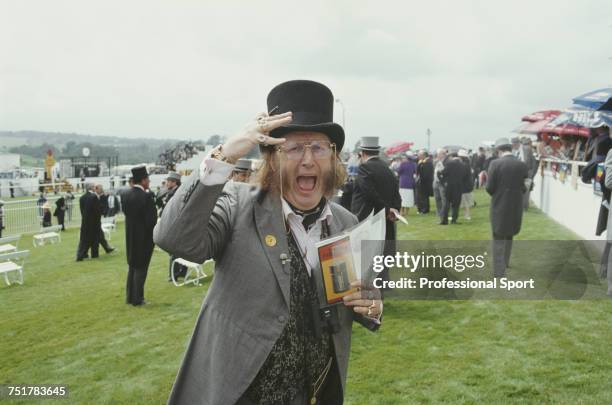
[397,151,417,216]
[42,201,52,227]
[155,80,382,405]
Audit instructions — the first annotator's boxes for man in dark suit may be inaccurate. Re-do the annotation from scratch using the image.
[352,136,402,284]
[438,151,469,225]
[486,137,528,277]
[76,184,102,261]
[416,150,434,214]
[123,166,157,306]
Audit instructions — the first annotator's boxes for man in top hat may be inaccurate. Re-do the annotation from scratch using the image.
[155,80,382,405]
[351,136,402,284]
[123,165,157,305]
[231,159,252,183]
[486,137,528,277]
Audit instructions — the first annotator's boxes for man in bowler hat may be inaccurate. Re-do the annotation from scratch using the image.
[486,137,528,277]
[231,159,253,183]
[159,171,186,281]
[123,165,157,305]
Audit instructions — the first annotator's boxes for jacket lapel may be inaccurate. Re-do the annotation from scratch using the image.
[328,205,345,236]
[253,191,291,309]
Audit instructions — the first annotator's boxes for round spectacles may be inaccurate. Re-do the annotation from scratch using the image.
[277,141,335,160]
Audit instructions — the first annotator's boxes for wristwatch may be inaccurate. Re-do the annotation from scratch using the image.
[210,144,237,164]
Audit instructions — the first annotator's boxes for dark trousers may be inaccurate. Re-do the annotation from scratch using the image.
[57,213,65,230]
[441,192,461,224]
[434,184,445,218]
[492,234,513,277]
[99,230,113,253]
[126,266,148,305]
[76,230,99,259]
[416,188,430,213]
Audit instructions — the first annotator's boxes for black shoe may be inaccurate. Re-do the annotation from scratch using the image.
[105,248,115,254]
[76,258,84,262]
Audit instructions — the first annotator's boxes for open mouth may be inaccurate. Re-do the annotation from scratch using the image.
[296,176,317,192]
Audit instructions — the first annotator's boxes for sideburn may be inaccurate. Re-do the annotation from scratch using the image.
[280,160,336,199]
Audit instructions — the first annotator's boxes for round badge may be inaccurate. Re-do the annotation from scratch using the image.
[265,235,277,247]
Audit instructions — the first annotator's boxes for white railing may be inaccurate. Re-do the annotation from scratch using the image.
[1,195,125,236]
[2,195,81,236]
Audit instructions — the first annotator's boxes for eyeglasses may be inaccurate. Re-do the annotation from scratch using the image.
[277,141,335,160]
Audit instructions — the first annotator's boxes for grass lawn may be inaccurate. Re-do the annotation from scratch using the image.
[1,189,611,404]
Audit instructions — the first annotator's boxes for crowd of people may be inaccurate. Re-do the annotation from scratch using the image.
[158,141,204,170]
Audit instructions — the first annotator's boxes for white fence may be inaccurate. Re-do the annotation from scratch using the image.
[0,174,175,198]
[531,158,605,240]
[1,195,126,236]
[2,195,83,236]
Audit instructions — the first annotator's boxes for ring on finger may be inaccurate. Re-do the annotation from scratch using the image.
[256,116,268,131]
[256,134,268,145]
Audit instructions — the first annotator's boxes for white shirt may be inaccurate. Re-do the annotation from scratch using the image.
[281,198,333,276]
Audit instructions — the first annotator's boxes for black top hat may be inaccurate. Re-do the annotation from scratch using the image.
[359,136,381,153]
[267,80,345,151]
[131,165,149,183]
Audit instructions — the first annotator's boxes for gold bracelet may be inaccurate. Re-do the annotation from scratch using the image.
[211,145,237,164]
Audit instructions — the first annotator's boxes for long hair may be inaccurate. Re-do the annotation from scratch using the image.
[255,146,347,199]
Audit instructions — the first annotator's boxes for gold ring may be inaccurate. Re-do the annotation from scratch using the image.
[256,116,267,132]
[256,134,267,144]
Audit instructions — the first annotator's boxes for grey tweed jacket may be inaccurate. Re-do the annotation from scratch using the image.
[153,172,379,405]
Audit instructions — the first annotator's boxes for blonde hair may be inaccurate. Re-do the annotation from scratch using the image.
[255,147,347,199]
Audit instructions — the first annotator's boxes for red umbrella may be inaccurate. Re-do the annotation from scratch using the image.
[385,141,414,155]
[517,109,589,138]
[542,123,590,138]
[521,110,561,123]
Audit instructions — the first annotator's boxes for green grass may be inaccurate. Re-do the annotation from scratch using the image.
[1,190,611,404]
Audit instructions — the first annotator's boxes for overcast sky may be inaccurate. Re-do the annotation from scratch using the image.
[1,0,611,150]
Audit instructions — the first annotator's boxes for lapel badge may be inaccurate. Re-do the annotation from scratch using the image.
[265,235,277,247]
